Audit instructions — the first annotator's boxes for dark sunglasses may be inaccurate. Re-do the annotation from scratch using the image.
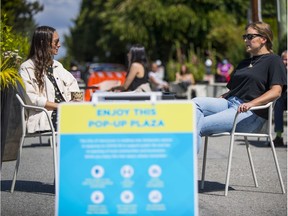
[53,39,60,45]
[242,34,263,40]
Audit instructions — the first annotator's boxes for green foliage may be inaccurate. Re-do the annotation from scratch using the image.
[0,14,30,90]
[65,0,282,76]
[1,0,43,37]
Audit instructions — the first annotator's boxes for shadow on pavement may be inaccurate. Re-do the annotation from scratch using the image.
[197,180,235,193]
[235,139,269,148]
[1,180,55,194]
[236,139,288,148]
[23,143,51,148]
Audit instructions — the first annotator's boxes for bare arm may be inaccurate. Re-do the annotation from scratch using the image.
[110,62,143,92]
[175,72,181,82]
[149,73,160,85]
[220,91,230,98]
[216,66,222,76]
[238,85,282,112]
[190,74,195,85]
[228,65,234,75]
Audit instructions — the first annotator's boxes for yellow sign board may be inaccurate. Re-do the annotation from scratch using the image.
[59,101,195,134]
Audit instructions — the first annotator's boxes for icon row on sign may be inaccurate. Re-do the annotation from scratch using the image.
[91,164,162,179]
[91,190,163,204]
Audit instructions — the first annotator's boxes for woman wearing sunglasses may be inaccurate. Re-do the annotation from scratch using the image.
[19,26,80,132]
[192,21,287,152]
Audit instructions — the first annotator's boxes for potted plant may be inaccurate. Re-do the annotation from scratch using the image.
[1,14,29,163]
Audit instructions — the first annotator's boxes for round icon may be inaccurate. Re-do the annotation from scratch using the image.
[120,190,134,204]
[91,191,104,204]
[91,165,104,178]
[148,165,162,178]
[120,165,134,178]
[149,190,162,203]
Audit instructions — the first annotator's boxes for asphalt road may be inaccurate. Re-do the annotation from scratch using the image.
[1,131,287,216]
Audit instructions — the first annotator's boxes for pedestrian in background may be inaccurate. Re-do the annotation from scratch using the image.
[216,58,234,82]
[149,62,169,91]
[272,50,287,147]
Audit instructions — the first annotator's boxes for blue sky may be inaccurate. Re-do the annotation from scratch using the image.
[29,0,81,59]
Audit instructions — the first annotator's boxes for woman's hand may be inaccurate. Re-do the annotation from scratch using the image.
[109,86,125,92]
[238,102,254,113]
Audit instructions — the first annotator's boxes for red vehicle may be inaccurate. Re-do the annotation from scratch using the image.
[84,63,127,101]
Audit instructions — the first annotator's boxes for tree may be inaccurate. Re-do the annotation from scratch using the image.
[1,0,43,38]
[66,0,286,81]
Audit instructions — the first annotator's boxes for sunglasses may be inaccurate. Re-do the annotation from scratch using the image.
[242,34,263,40]
[53,39,60,46]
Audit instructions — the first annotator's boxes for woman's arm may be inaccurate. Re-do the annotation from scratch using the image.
[111,62,143,91]
[228,65,234,75]
[220,91,230,98]
[216,65,222,76]
[175,72,181,82]
[45,101,58,110]
[238,85,282,112]
[190,73,195,85]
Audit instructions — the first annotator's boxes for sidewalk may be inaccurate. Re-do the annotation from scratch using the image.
[1,130,287,216]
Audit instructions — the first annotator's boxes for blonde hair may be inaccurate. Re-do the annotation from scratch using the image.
[245,22,273,53]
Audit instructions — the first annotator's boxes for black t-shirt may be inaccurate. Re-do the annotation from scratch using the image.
[225,53,287,119]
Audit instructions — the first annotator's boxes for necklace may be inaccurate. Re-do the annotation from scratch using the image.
[248,54,266,68]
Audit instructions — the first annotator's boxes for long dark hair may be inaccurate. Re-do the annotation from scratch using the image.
[128,44,148,72]
[28,26,55,92]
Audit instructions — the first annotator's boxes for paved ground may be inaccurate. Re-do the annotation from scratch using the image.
[1,129,287,216]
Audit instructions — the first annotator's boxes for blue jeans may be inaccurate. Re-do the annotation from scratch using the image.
[192,96,266,152]
[274,93,287,133]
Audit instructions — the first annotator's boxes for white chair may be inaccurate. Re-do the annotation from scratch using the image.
[200,102,286,196]
[169,81,196,99]
[10,94,58,193]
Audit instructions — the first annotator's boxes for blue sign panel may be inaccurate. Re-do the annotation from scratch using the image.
[56,102,198,216]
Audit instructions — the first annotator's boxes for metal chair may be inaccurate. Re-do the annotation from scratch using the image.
[10,94,58,193]
[200,102,286,196]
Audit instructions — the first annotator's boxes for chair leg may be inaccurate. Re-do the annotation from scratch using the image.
[51,133,58,190]
[224,134,235,196]
[244,136,258,187]
[268,134,286,194]
[11,135,25,193]
[201,136,208,190]
[49,136,53,148]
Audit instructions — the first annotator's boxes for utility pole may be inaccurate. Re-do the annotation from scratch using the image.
[251,0,262,22]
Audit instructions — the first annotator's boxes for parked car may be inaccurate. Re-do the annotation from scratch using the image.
[84,63,127,101]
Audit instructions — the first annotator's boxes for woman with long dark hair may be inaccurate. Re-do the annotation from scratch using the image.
[19,26,80,132]
[111,44,151,92]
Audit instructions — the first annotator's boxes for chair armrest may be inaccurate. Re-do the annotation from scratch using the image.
[231,101,273,134]
[20,101,55,132]
[22,103,50,113]
[249,102,273,111]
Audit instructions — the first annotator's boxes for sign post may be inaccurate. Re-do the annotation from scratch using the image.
[56,99,198,215]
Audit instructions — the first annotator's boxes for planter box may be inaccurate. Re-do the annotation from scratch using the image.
[1,85,22,162]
